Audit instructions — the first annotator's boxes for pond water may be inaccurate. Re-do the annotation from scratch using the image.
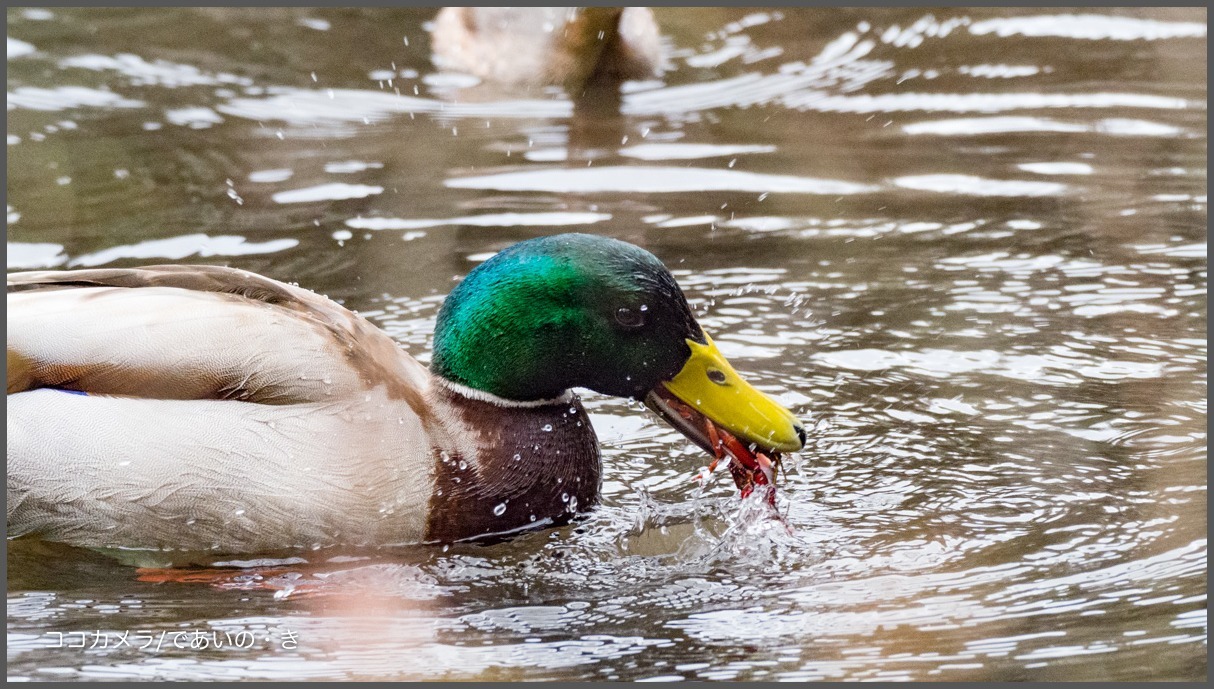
[5,7,1207,681]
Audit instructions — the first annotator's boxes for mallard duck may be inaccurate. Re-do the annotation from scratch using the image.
[7,233,804,555]
[429,7,663,95]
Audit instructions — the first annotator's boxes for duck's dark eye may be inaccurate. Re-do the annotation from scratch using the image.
[615,306,645,329]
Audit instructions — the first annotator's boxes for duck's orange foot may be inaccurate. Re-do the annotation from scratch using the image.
[135,566,321,598]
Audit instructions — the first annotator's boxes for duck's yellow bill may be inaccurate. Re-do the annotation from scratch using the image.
[662,332,805,453]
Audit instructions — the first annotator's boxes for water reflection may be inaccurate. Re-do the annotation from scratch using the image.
[6,6,1207,682]
[446,166,879,194]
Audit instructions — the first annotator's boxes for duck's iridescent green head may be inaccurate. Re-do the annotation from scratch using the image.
[432,233,698,401]
[432,233,806,488]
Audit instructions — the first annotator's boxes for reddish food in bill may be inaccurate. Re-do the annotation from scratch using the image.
[645,385,783,506]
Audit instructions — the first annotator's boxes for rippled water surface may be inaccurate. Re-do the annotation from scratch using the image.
[6,7,1207,681]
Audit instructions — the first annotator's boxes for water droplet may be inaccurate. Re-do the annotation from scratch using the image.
[541,424,553,432]
[561,492,569,503]
[493,503,507,517]
[568,496,578,511]
[458,459,467,471]
[234,509,246,517]
[513,453,521,462]
[529,514,536,522]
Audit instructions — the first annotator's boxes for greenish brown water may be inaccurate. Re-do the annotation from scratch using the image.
[6,7,1206,681]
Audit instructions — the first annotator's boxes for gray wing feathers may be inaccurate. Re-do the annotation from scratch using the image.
[6,265,431,405]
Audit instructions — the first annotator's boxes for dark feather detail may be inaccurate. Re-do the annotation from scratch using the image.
[425,386,601,543]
